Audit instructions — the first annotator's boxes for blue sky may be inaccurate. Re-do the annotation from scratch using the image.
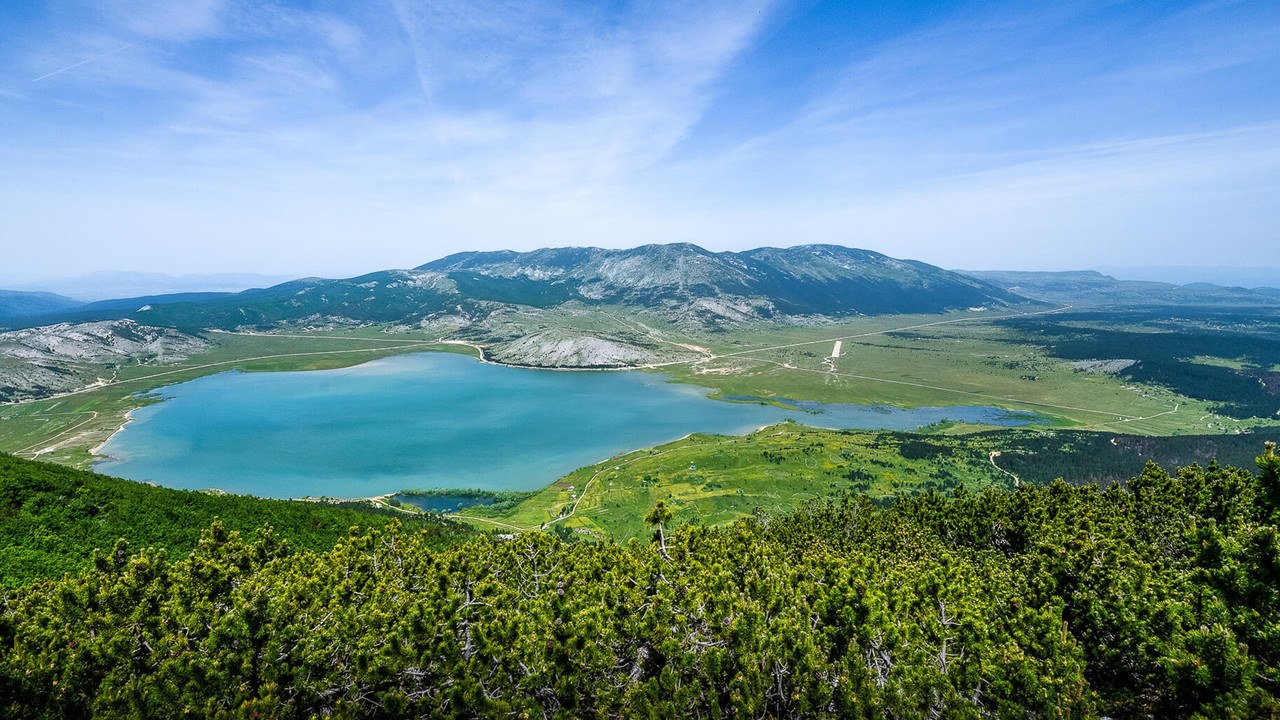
[1,0,1278,281]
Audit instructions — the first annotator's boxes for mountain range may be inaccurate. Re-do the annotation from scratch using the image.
[961,270,1280,307]
[7,244,1280,398]
[2,271,294,302]
[3,244,1026,332]
[8,247,1280,337]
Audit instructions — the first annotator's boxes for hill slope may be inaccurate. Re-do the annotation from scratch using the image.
[0,319,211,402]
[0,290,83,327]
[0,453,472,587]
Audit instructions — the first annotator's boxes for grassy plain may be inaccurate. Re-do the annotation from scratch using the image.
[454,423,1280,540]
[490,304,1214,437]
[654,310,1237,436]
[454,423,997,540]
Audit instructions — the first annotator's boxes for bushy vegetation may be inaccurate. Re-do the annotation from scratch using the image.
[0,454,474,588]
[3,448,1279,718]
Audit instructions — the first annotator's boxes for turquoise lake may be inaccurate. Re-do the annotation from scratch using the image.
[95,352,1040,499]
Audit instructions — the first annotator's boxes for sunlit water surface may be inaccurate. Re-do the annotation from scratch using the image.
[96,352,1039,498]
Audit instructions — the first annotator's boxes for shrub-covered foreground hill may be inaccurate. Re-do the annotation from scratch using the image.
[0,453,473,588]
[3,449,1280,719]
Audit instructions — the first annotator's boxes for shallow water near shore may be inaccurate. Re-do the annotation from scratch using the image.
[95,352,1041,498]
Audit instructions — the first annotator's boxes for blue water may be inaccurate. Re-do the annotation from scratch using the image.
[396,495,496,513]
[95,352,1040,498]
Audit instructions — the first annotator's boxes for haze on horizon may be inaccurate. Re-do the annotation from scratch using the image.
[1,0,1278,283]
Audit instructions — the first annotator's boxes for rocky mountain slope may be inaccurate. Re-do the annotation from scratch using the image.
[0,320,210,402]
[59,243,1023,334]
[421,243,1024,320]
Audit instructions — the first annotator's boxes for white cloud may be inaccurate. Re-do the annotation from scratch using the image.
[1,1,784,276]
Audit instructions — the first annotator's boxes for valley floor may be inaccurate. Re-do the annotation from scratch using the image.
[2,306,1276,490]
[449,423,1280,541]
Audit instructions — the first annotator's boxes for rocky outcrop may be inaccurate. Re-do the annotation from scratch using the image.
[486,329,668,368]
[0,320,209,401]
[0,320,209,364]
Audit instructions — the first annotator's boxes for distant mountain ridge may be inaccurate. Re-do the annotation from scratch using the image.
[11,244,1026,333]
[6,271,295,303]
[0,290,84,326]
[1093,265,1280,288]
[962,270,1280,307]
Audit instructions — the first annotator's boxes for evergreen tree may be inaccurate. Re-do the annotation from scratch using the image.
[1257,441,1280,523]
[645,500,674,560]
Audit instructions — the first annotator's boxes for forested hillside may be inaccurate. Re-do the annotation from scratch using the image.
[0,454,473,587]
[2,449,1278,718]
[0,290,83,326]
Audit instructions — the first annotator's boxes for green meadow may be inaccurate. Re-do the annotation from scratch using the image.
[454,423,1280,541]
[657,312,1230,436]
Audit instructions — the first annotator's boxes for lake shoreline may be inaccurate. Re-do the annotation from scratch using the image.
[89,407,141,464]
[92,352,1050,500]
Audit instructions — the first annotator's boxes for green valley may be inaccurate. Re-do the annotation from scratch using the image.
[7,301,1280,474]
[452,424,1280,540]
[7,0,1280,713]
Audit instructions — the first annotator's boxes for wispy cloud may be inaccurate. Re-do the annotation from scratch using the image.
[381,0,778,192]
[31,43,135,82]
[672,1,1280,209]
[99,0,228,42]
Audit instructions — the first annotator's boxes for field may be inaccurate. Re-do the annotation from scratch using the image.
[453,423,1280,541]
[470,303,1267,439]
[451,423,1009,540]
[653,308,1262,436]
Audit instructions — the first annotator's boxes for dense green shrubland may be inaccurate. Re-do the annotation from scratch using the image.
[2,448,1279,718]
[0,454,473,588]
